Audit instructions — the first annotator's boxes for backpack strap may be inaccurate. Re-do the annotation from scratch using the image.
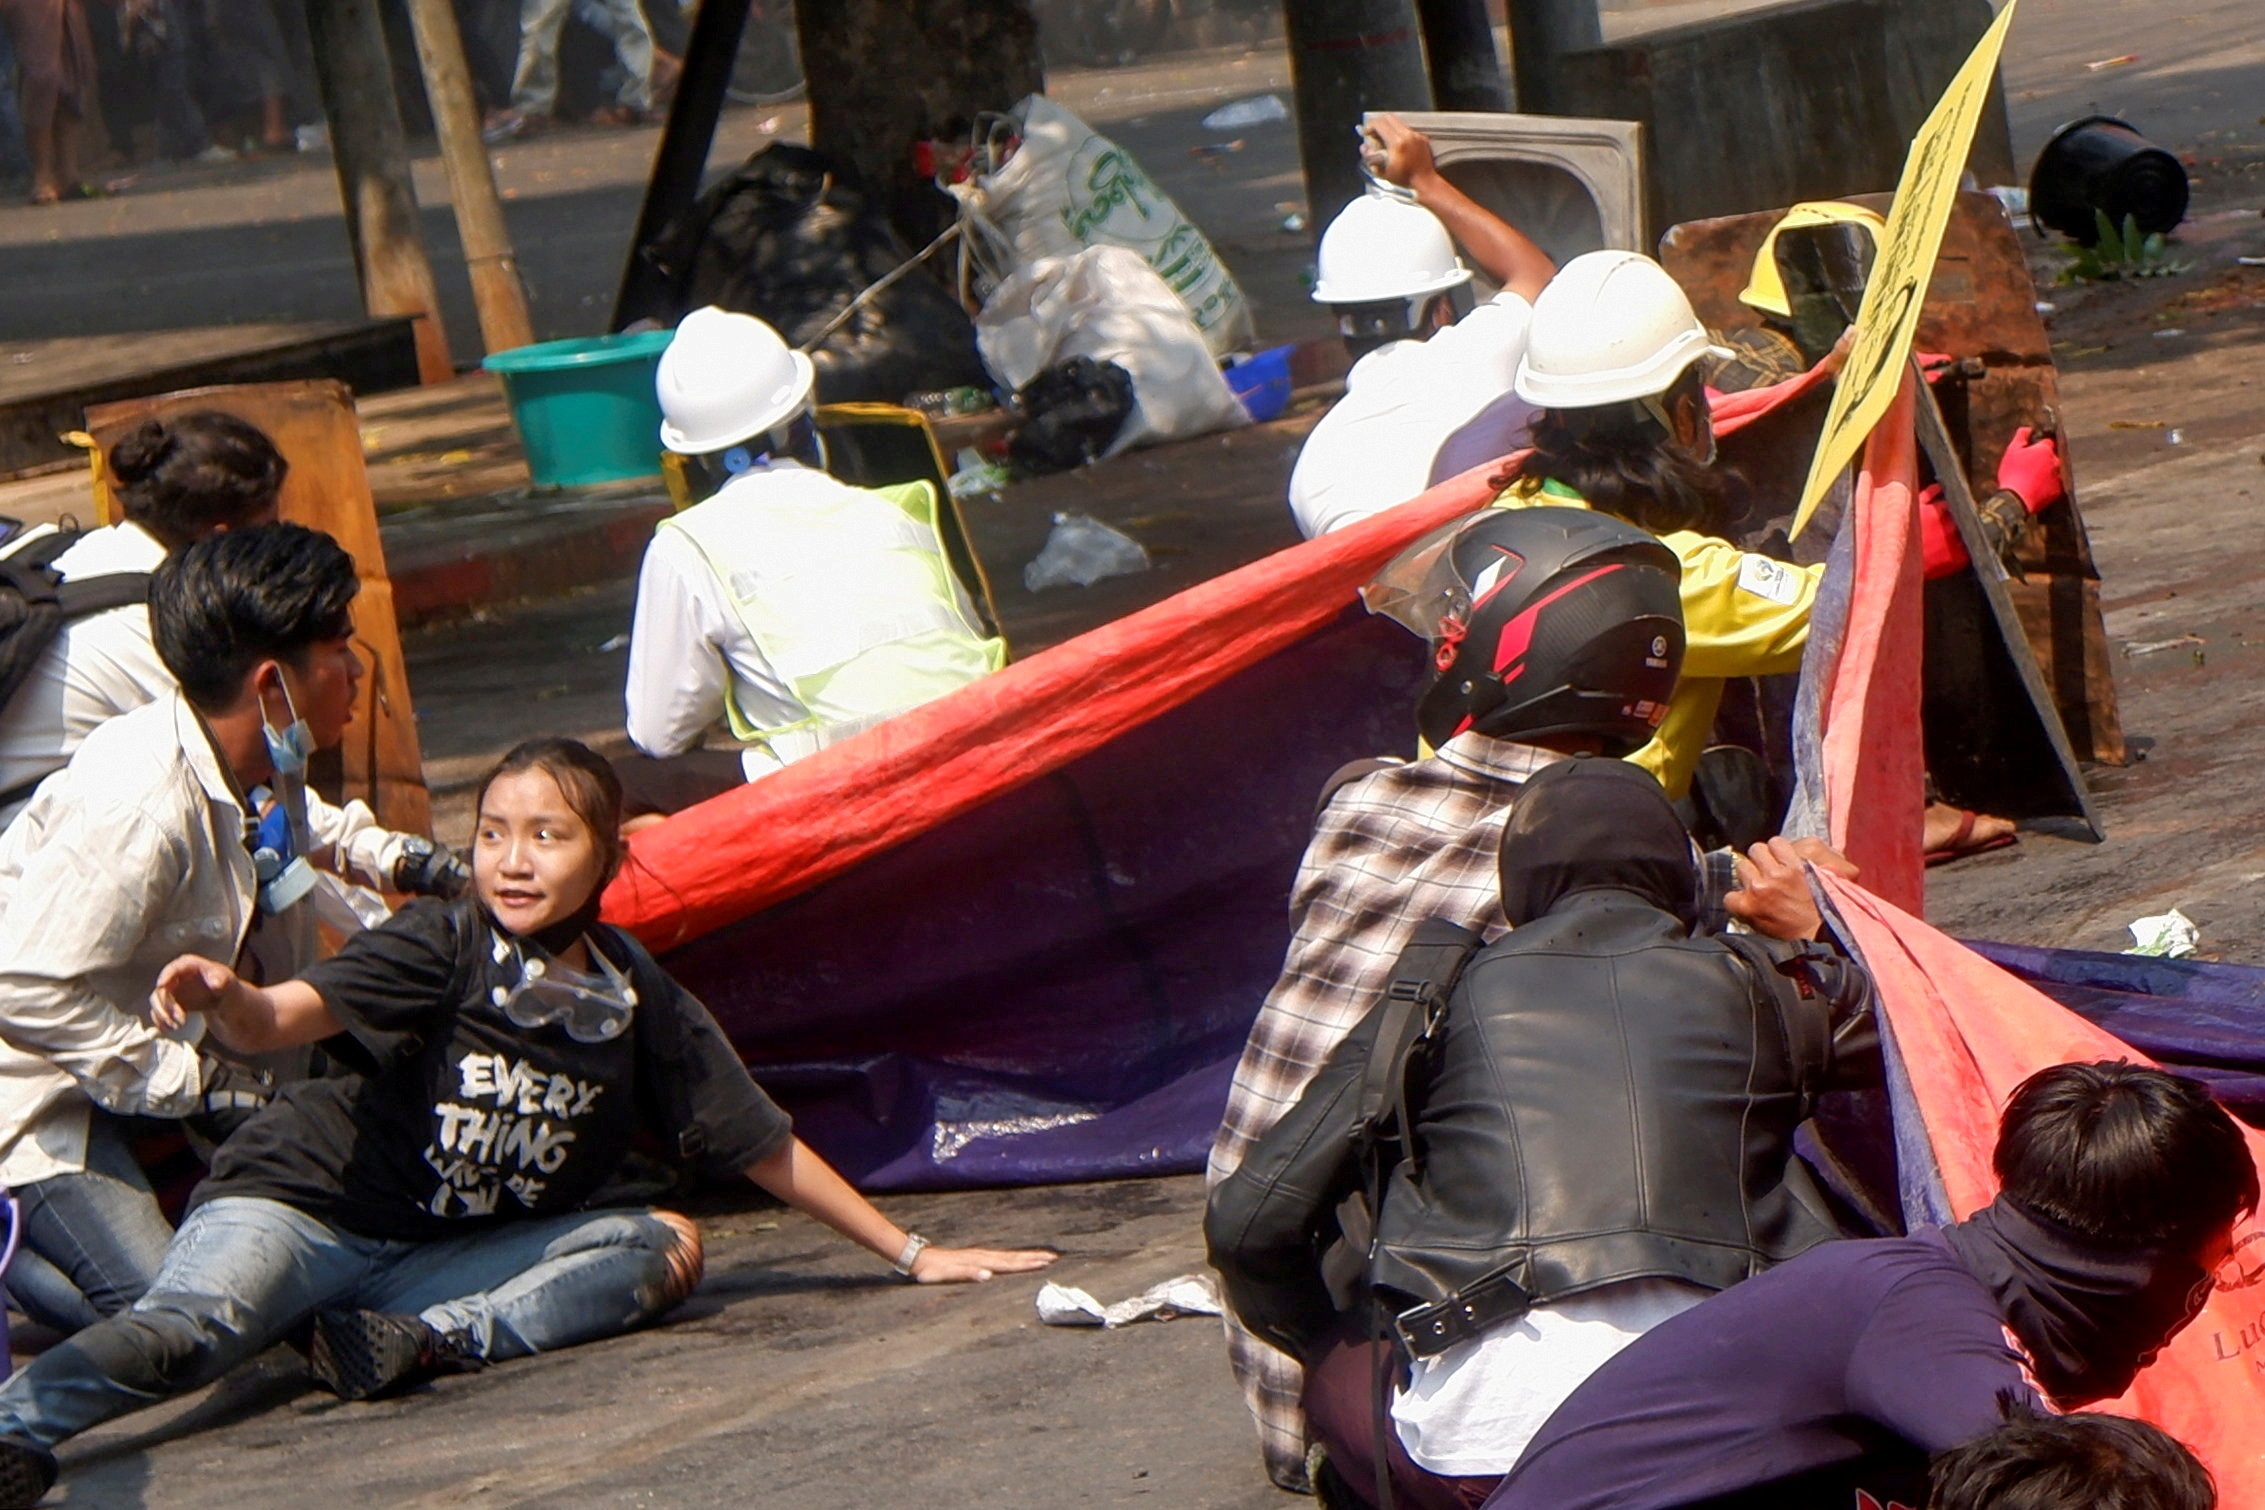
[1355,918,1484,1151]
[54,571,152,619]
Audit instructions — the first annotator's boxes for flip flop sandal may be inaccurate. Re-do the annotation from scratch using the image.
[1925,807,2019,868]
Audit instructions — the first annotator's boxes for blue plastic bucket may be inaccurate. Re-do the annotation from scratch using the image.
[1225,344,1295,423]
[483,328,677,488]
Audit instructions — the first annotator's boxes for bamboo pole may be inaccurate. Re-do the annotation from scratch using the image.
[403,0,536,355]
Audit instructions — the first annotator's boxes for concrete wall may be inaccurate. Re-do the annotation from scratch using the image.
[1548,0,2017,237]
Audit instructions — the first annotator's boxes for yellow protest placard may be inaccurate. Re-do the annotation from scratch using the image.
[1790,0,2022,536]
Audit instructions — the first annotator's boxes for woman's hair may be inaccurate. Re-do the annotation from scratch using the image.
[108,411,288,548]
[1490,367,1729,537]
[473,739,629,891]
[1995,1061,2259,1251]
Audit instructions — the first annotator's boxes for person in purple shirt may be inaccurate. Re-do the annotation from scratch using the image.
[1481,1061,2256,1510]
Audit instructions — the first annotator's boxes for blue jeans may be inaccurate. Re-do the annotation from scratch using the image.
[0,1197,694,1449]
[4,1114,175,1335]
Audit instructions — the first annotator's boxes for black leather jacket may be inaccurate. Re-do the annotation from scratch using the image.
[1206,888,1881,1361]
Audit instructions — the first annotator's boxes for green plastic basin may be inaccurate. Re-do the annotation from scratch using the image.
[483,329,676,488]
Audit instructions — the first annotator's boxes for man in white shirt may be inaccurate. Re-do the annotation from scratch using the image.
[1288,115,1558,539]
[620,307,1002,818]
[0,524,397,1334]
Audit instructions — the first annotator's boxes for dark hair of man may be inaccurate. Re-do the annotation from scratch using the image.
[1995,1061,2258,1251]
[1490,367,1729,537]
[150,523,359,710]
[107,412,288,550]
[1928,1402,2215,1510]
[474,738,628,890]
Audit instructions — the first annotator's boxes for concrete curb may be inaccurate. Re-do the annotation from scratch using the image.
[383,487,670,630]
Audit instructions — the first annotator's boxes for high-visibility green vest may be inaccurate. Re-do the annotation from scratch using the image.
[658,473,1005,765]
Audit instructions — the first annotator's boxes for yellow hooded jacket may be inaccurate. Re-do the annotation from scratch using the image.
[1493,479,1822,799]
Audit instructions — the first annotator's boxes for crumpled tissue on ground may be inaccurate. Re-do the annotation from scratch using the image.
[2124,907,2200,959]
[1036,1273,1222,1329]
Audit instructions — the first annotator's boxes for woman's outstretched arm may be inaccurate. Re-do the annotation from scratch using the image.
[150,956,341,1053]
[744,1137,1058,1285]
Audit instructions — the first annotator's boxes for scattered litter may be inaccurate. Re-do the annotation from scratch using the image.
[1037,1274,1222,1329]
[2168,428,2184,444]
[295,123,328,153]
[2123,633,2203,657]
[2034,300,2056,314]
[1202,94,1288,132]
[2153,328,2185,338]
[2124,908,2199,959]
[1282,212,1307,233]
[596,633,629,653]
[1188,141,1245,165]
[1024,513,1152,592]
[8,353,30,365]
[2084,54,2140,71]
[948,447,1012,501]
[2107,419,2168,429]
[755,115,779,133]
[2239,256,2265,267]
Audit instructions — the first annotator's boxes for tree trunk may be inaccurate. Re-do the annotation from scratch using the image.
[1283,0,1433,240]
[796,0,1044,247]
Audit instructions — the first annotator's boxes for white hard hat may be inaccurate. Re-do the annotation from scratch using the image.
[1310,190,1472,306]
[655,306,817,455]
[1513,251,1734,410]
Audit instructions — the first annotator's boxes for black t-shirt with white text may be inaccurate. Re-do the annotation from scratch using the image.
[197,899,793,1241]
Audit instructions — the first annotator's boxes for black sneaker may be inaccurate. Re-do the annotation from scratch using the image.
[0,1437,56,1508]
[306,1309,481,1401]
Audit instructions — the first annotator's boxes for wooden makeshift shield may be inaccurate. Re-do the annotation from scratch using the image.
[84,380,432,836]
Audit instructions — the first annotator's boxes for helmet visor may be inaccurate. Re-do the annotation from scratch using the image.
[1361,516,1486,641]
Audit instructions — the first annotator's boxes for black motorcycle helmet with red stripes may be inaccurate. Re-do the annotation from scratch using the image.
[1363,507,1685,755]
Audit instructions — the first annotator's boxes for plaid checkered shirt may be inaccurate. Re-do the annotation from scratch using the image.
[1205,733,1738,1490]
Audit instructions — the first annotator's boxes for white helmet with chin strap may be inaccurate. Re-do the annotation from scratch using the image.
[1311,188,1472,341]
[1513,251,1733,411]
[656,306,817,457]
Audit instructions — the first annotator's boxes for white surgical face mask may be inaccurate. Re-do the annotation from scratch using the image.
[490,934,638,1043]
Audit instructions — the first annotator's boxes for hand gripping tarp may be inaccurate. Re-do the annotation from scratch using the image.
[1798,373,2265,1502]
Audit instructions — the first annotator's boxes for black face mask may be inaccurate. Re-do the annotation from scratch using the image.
[1946,1196,2214,1408]
[1497,755,1699,929]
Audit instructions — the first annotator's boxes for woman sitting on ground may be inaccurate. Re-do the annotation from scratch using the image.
[0,737,1056,1506]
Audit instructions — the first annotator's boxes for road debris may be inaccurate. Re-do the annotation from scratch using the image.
[2124,908,2199,958]
[1037,1274,1222,1329]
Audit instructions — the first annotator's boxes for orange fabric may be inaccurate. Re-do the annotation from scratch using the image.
[1824,875,2265,1506]
[603,378,1821,948]
[1820,375,1926,914]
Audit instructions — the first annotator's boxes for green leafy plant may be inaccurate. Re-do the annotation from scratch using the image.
[2057,209,2191,283]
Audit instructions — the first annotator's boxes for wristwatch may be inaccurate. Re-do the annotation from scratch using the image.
[893,1232,930,1278]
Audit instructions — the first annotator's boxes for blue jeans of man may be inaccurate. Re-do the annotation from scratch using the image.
[4,1113,175,1335]
[0,1196,689,1448]
[509,0,654,116]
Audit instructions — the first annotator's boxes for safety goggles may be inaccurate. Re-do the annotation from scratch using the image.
[494,936,639,1043]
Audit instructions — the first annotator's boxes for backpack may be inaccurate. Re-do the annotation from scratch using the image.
[0,522,155,809]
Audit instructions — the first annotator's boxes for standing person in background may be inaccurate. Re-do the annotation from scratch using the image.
[484,0,655,139]
[113,0,227,164]
[0,0,99,203]
[200,0,308,152]
[1287,114,1556,540]
[0,20,35,189]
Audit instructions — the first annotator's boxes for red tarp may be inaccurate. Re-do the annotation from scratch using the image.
[602,370,1832,948]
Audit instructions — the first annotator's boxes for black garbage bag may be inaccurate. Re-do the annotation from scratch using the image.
[1009,356,1136,475]
[629,142,988,404]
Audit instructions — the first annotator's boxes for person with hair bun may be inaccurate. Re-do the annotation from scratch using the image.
[0,735,1057,1506]
[0,412,284,820]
